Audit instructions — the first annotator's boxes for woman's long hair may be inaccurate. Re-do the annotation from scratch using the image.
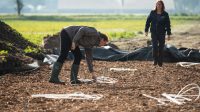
[154,0,165,12]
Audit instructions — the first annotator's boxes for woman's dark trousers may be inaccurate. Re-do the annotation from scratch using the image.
[151,33,165,66]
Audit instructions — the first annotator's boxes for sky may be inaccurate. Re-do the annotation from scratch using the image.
[58,0,175,10]
[0,0,175,13]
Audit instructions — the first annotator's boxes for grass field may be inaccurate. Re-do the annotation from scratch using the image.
[1,15,199,45]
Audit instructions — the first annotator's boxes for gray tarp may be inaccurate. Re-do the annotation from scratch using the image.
[86,44,200,62]
[44,44,200,64]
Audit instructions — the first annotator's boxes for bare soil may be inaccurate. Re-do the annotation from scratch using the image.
[0,21,200,112]
[112,21,200,51]
[1,61,200,112]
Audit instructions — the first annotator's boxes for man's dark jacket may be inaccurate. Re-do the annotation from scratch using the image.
[63,26,101,72]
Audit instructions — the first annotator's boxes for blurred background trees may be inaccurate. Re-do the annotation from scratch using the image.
[16,0,23,15]
[173,0,200,14]
[0,0,200,15]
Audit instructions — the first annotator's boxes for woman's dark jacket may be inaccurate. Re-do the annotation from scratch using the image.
[145,10,171,35]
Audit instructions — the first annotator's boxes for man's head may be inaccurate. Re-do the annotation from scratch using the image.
[99,32,108,46]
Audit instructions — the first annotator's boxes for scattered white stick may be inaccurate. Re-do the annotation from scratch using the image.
[176,62,200,68]
[165,94,192,101]
[78,76,118,84]
[110,68,137,72]
[96,76,118,84]
[79,79,94,84]
[32,92,103,100]
[143,83,200,106]
[143,94,169,105]
[176,83,200,101]
[162,93,183,105]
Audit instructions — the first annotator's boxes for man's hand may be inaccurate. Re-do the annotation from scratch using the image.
[91,72,97,82]
[92,75,97,82]
[145,32,148,37]
[71,42,76,50]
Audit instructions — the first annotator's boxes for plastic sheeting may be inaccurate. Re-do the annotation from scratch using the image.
[43,44,200,63]
[91,44,200,62]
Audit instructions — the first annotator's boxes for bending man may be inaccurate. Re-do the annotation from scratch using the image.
[49,26,108,84]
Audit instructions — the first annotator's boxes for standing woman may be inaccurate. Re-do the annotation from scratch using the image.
[145,0,171,67]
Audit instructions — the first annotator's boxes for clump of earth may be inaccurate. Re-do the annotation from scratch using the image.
[0,20,44,74]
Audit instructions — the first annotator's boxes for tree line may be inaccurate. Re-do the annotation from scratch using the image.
[173,0,200,14]
[15,0,200,15]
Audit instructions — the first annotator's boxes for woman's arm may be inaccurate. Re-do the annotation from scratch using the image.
[166,13,171,35]
[145,11,153,34]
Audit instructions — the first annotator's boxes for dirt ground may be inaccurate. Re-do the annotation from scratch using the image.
[113,21,200,51]
[1,61,200,112]
[0,22,200,112]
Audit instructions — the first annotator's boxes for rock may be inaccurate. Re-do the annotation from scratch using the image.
[43,33,60,50]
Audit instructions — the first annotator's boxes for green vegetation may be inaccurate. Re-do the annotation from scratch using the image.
[0,56,7,63]
[24,46,40,54]
[0,15,199,45]
[0,50,8,62]
[0,50,8,55]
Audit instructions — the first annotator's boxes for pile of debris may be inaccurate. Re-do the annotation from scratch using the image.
[0,20,44,74]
